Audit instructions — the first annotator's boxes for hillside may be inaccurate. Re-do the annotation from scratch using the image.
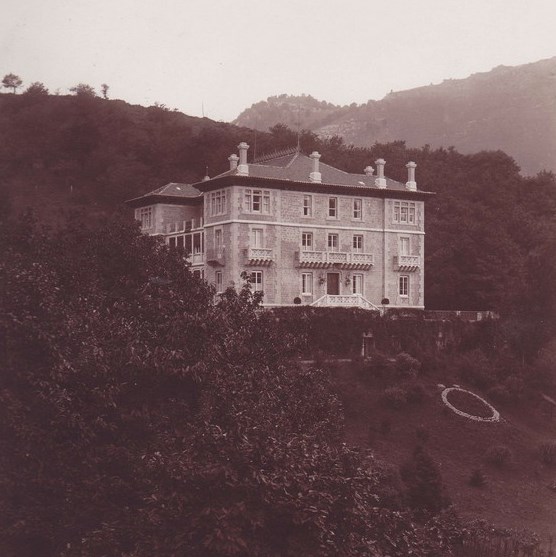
[1,92,556,318]
[233,57,556,176]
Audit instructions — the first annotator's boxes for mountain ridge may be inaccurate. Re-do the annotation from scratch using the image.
[233,57,556,175]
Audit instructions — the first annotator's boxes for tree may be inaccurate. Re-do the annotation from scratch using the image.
[2,73,23,93]
[100,83,109,99]
[0,214,464,557]
[24,81,49,96]
[69,83,96,97]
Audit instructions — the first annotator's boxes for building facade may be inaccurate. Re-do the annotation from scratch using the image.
[127,143,433,310]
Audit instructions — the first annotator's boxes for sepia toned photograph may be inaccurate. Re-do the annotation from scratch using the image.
[1,1,555,555]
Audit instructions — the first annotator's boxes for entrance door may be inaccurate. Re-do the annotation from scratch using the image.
[327,273,340,295]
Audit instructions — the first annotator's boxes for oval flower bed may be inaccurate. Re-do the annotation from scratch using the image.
[441,387,500,422]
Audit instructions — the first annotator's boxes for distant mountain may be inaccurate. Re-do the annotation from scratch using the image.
[233,57,556,175]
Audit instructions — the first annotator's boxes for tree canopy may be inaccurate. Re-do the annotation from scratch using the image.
[0,213,466,556]
[2,73,23,93]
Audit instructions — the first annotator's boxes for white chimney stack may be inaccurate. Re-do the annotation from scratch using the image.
[406,161,417,191]
[309,151,322,183]
[237,142,249,176]
[374,159,386,188]
[228,153,239,171]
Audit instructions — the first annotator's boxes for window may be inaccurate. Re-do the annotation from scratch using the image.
[193,232,203,254]
[328,197,338,218]
[353,198,362,219]
[301,272,313,295]
[251,228,263,247]
[399,275,409,297]
[210,190,227,216]
[327,233,339,251]
[215,228,223,250]
[393,201,416,224]
[301,232,313,250]
[168,236,176,249]
[399,236,410,255]
[250,271,263,292]
[138,207,153,229]
[352,274,363,295]
[353,235,363,252]
[245,189,271,214]
[303,195,313,217]
[215,271,223,293]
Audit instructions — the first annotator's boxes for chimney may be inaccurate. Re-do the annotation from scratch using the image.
[364,165,374,177]
[309,151,322,183]
[228,153,239,171]
[237,142,249,176]
[374,159,386,188]
[405,161,417,191]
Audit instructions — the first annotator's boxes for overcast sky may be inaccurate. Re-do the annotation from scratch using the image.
[2,0,555,122]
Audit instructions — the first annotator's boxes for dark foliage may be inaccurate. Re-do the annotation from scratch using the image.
[401,446,451,516]
[0,214,466,556]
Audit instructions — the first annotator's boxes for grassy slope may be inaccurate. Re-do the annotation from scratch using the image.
[333,362,556,541]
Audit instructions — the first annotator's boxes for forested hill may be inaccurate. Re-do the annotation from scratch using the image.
[0,91,555,319]
[233,57,556,176]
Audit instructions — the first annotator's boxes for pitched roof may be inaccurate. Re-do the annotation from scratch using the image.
[206,151,413,192]
[125,182,202,206]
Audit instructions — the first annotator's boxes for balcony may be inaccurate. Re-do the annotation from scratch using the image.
[246,247,274,266]
[297,250,374,270]
[206,247,225,266]
[394,255,420,272]
[311,294,382,312]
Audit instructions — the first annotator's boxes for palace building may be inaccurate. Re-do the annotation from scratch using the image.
[127,142,433,310]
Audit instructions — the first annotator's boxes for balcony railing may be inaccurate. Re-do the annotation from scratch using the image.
[394,255,420,271]
[311,294,382,312]
[166,218,204,234]
[246,247,274,265]
[297,250,374,269]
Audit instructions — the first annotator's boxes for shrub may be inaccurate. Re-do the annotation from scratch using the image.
[401,445,451,515]
[382,386,408,409]
[469,468,487,487]
[485,445,513,468]
[537,442,556,466]
[395,352,421,378]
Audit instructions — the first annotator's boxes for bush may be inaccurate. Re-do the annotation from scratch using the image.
[537,442,556,466]
[485,445,513,468]
[382,386,408,409]
[401,445,451,515]
[469,468,487,487]
[395,352,421,378]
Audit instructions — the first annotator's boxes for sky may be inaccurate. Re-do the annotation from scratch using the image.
[2,0,556,122]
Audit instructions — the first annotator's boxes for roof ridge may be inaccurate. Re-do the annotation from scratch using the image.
[252,146,299,164]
